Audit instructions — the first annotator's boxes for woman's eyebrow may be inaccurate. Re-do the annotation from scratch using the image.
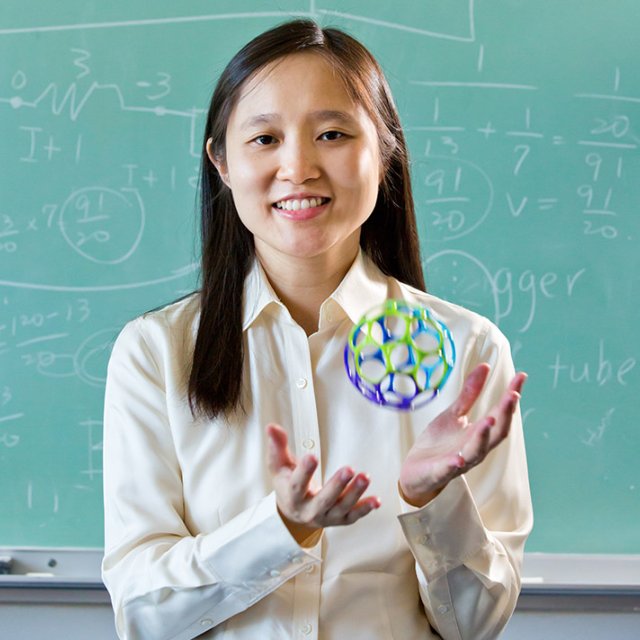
[240,110,357,129]
[310,109,357,125]
[241,113,279,129]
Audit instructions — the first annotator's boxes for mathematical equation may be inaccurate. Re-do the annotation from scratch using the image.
[411,77,636,244]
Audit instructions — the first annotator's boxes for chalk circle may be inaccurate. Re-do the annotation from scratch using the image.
[73,328,118,387]
[59,187,145,264]
[424,249,499,324]
[413,155,494,242]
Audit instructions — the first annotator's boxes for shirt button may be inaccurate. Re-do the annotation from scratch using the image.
[437,604,450,614]
[200,619,213,627]
[304,564,315,574]
[302,438,315,449]
[301,623,313,634]
[296,378,308,389]
[269,569,281,577]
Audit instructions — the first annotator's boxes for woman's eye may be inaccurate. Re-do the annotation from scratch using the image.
[320,130,345,141]
[253,135,277,145]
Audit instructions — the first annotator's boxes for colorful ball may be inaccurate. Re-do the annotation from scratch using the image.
[344,299,456,410]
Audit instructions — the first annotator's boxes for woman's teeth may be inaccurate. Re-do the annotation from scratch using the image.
[274,197,327,211]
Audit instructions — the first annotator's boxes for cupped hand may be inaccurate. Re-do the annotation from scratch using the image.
[266,424,381,545]
[398,364,527,507]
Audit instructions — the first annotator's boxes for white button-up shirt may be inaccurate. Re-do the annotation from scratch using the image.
[102,252,533,640]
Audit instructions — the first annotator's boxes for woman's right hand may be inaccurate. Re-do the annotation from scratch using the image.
[266,424,381,545]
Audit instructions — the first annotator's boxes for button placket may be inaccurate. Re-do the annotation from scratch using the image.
[293,561,321,640]
[284,327,321,640]
[286,328,322,477]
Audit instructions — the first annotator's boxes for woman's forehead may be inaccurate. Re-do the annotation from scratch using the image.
[232,52,361,120]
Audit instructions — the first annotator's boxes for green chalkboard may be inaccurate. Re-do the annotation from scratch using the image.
[1,0,638,554]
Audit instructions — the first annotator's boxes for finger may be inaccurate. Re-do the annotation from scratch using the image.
[424,457,466,496]
[428,454,466,490]
[266,424,296,474]
[473,373,526,449]
[459,416,494,467]
[288,454,318,503]
[487,389,521,449]
[450,363,491,418]
[509,371,528,398]
[310,466,355,516]
[342,496,382,525]
[326,473,371,519]
[495,378,524,421]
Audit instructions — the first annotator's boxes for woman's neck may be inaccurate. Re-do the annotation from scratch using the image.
[256,244,359,335]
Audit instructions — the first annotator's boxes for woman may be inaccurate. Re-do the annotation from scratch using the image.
[102,19,533,640]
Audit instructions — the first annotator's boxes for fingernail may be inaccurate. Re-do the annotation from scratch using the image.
[358,472,371,485]
[341,468,354,482]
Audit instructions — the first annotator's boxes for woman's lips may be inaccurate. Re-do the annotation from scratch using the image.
[271,196,331,220]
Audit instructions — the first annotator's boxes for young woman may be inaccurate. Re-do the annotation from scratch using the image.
[102,19,533,640]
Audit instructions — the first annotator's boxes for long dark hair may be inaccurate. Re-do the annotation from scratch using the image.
[190,19,425,419]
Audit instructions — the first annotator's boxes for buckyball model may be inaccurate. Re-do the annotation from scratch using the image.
[344,299,456,410]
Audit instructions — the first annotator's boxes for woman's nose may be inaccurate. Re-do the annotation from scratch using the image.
[276,139,321,184]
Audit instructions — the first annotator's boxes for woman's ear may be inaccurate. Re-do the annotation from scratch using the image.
[206,137,231,188]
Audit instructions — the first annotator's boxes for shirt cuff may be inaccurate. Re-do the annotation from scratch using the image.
[397,476,490,580]
[197,492,320,601]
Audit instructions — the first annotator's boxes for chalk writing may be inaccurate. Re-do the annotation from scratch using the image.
[426,249,586,333]
[582,408,615,447]
[549,341,636,389]
[0,389,21,449]
[80,419,103,480]
[0,298,91,350]
[415,156,493,241]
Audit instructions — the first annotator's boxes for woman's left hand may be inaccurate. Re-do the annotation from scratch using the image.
[398,364,527,507]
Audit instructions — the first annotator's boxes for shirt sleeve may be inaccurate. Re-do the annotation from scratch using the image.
[397,323,533,640]
[101,319,320,640]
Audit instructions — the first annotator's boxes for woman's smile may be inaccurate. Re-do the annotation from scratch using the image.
[272,194,332,220]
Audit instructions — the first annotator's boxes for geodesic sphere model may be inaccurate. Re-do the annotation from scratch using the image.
[344,299,456,410]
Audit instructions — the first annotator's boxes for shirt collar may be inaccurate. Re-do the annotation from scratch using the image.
[242,258,282,331]
[241,249,390,331]
[328,250,389,325]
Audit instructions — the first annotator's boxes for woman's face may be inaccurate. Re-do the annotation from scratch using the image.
[209,52,382,267]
